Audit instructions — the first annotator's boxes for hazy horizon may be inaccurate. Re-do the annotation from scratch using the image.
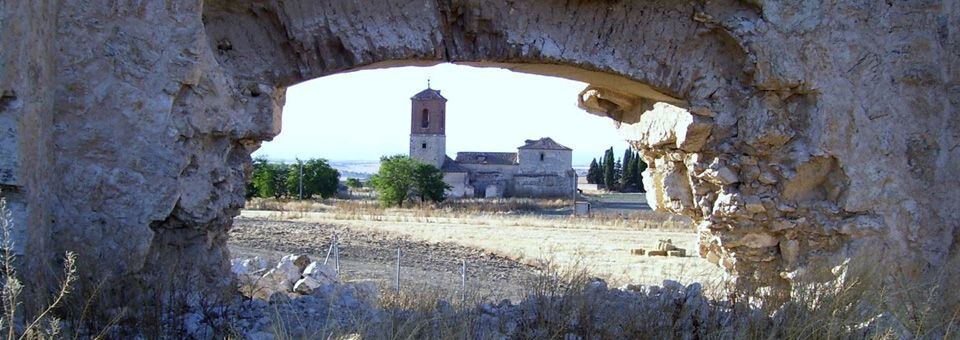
[253,63,631,166]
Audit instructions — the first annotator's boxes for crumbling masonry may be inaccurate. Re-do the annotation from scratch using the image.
[1,0,957,310]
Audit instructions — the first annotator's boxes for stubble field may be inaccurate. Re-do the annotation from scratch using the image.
[230,196,724,301]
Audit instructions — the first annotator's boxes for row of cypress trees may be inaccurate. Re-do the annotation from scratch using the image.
[586,147,647,192]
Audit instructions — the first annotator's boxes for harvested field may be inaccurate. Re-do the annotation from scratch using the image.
[230,217,538,300]
[232,206,724,299]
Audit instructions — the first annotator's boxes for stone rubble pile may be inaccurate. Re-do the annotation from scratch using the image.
[222,267,729,338]
[169,255,906,339]
[231,254,343,300]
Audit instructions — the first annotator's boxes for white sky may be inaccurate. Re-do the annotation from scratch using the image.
[253,63,629,165]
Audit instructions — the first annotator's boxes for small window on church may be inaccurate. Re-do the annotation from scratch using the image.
[422,143,427,149]
[421,109,429,128]
[540,153,545,161]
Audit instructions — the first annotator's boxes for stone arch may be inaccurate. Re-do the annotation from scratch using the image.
[2,0,956,313]
[194,0,774,296]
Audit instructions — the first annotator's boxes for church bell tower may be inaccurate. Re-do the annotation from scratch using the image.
[409,84,447,168]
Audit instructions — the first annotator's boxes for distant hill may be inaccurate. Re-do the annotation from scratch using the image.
[261,159,586,180]
[573,165,589,177]
[329,160,380,180]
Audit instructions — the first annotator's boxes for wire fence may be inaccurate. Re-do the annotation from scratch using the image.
[318,233,474,299]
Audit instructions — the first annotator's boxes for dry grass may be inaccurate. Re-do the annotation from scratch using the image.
[0,194,81,339]
[240,208,721,290]
[281,248,960,339]
[266,250,958,339]
[244,198,959,338]
[245,197,691,231]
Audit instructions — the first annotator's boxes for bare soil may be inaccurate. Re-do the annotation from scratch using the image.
[229,217,539,300]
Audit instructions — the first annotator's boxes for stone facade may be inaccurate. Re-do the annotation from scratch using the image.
[409,134,445,169]
[407,87,576,198]
[409,88,448,169]
[1,0,956,315]
[442,171,472,198]
[518,148,573,176]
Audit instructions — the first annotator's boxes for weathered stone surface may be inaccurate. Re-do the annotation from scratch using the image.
[619,103,713,152]
[303,261,338,283]
[0,0,956,313]
[293,276,322,295]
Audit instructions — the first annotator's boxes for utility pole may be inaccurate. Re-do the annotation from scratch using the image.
[297,158,303,200]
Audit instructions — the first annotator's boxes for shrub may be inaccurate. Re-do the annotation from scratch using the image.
[285,158,340,199]
[369,155,448,207]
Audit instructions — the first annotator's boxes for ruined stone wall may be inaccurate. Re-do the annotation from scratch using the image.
[460,163,518,196]
[1,0,956,312]
[442,172,471,198]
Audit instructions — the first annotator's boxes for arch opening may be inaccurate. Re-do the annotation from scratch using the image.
[2,0,955,335]
[239,63,716,298]
[31,0,914,322]
[169,0,797,309]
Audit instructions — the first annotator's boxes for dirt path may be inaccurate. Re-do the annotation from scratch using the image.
[229,217,539,300]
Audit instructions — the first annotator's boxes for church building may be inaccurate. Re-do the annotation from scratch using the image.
[408,86,577,198]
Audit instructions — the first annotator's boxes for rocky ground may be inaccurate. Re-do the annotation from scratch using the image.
[186,255,901,339]
[229,217,540,300]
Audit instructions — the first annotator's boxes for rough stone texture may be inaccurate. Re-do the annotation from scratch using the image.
[409,134,446,169]
[0,0,957,311]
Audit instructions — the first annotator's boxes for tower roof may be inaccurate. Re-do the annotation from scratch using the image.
[518,137,572,151]
[411,88,447,101]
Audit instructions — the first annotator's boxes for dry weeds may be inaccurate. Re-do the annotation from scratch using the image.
[246,197,691,231]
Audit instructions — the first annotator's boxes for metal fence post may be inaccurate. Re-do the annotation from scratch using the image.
[460,259,467,304]
[334,233,340,275]
[323,234,334,265]
[395,246,402,293]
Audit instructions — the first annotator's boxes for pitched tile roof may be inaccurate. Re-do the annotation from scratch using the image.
[411,88,447,101]
[441,156,469,173]
[455,152,518,165]
[518,137,572,151]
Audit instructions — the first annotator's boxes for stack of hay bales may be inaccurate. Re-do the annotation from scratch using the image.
[630,239,686,257]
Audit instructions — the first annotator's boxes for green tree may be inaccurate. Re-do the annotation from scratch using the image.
[635,152,648,193]
[250,157,287,199]
[370,155,449,207]
[285,158,340,199]
[603,147,615,190]
[613,158,622,191]
[587,158,600,184]
[245,177,258,199]
[623,150,636,190]
[412,163,450,203]
[593,155,604,188]
[370,155,417,207]
[345,178,363,188]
